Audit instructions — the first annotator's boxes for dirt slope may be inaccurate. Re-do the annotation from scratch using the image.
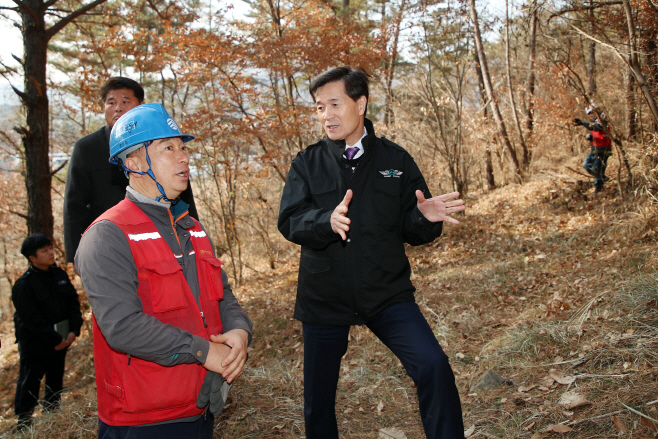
[1,176,657,438]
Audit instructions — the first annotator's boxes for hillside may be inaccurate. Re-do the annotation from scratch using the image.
[1,171,657,438]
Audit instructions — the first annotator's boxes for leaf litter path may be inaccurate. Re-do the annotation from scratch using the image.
[1,178,657,438]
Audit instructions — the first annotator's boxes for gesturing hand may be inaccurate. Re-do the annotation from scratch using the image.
[331,189,353,240]
[416,191,465,224]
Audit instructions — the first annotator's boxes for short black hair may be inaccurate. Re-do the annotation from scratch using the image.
[100,77,145,102]
[20,234,51,259]
[309,66,370,105]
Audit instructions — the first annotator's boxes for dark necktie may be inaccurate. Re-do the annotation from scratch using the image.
[344,147,359,160]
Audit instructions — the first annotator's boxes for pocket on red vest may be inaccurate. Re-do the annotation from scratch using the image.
[118,356,202,413]
[198,257,224,301]
[143,261,189,313]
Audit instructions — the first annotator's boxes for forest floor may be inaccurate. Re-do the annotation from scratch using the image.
[1,170,657,438]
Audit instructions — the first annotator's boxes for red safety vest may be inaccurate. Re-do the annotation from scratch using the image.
[87,199,224,426]
[591,129,612,148]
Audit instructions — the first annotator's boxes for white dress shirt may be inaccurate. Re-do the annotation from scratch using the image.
[344,127,368,160]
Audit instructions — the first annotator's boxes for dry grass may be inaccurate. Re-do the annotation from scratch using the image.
[1,171,658,438]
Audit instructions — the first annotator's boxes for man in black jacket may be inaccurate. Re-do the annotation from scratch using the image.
[64,77,198,264]
[278,66,466,438]
[12,234,83,430]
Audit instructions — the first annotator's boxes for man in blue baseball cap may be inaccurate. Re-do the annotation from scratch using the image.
[76,103,252,438]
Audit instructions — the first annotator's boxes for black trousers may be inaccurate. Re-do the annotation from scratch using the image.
[14,343,67,422]
[98,413,214,439]
[302,301,465,439]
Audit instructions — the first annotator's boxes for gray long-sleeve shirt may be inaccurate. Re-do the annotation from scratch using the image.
[76,186,252,367]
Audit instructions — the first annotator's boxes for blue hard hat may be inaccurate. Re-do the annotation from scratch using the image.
[109,103,194,165]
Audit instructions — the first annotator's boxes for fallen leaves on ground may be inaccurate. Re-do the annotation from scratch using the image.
[379,427,407,438]
[549,369,576,386]
[543,423,573,433]
[558,391,591,409]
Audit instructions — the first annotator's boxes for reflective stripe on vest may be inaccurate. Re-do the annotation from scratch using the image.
[87,198,223,426]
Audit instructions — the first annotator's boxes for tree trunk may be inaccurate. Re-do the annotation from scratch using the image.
[20,1,53,238]
[468,0,521,179]
[625,46,638,141]
[383,0,405,128]
[12,0,109,238]
[643,36,658,131]
[505,0,529,169]
[587,0,597,97]
[525,0,537,137]
[621,0,658,125]
[474,52,495,190]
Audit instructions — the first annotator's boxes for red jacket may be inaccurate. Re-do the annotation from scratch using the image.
[591,129,612,148]
[89,199,223,426]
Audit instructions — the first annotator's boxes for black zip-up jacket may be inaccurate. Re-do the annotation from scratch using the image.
[278,119,443,325]
[12,264,83,355]
[64,125,199,263]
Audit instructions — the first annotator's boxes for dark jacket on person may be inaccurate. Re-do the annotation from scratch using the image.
[278,118,443,326]
[64,125,199,262]
[12,265,83,356]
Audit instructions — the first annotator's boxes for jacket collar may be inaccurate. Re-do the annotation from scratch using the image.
[325,118,376,162]
[104,125,111,145]
[126,186,193,229]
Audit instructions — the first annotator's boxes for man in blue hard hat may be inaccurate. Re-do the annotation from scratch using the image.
[64,77,199,267]
[75,103,252,438]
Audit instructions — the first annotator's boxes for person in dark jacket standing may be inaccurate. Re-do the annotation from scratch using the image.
[278,66,466,439]
[12,234,83,430]
[64,77,198,265]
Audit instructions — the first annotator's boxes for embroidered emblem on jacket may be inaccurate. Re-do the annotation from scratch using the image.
[380,169,403,178]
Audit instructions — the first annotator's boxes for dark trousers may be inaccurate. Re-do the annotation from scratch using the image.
[98,413,214,439]
[583,147,610,189]
[302,301,464,439]
[14,343,67,423]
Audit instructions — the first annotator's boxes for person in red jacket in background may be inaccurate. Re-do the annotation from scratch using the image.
[76,103,252,439]
[574,105,613,192]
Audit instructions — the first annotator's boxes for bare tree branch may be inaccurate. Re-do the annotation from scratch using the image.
[46,0,109,40]
[49,159,68,177]
[7,208,28,220]
[44,0,63,8]
[548,0,622,20]
[145,0,167,21]
[10,0,39,28]
[10,84,28,102]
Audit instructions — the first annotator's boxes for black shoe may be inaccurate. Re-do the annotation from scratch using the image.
[16,417,32,432]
